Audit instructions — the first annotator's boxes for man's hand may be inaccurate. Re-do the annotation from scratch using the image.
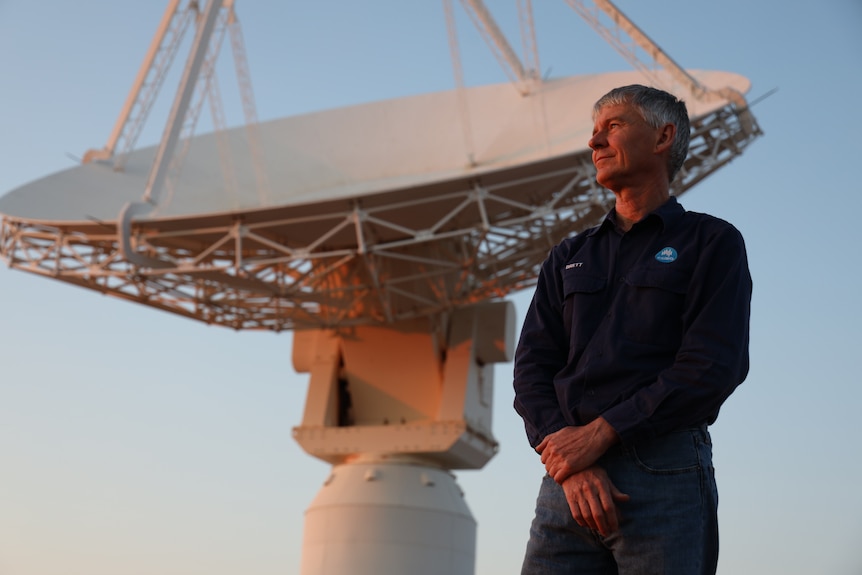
[562,466,630,537]
[536,418,619,483]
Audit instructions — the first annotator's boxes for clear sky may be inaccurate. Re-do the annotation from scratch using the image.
[1,1,860,574]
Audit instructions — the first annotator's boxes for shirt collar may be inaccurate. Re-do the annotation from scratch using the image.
[588,196,684,237]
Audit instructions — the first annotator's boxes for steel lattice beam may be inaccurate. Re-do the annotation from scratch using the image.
[0,104,761,331]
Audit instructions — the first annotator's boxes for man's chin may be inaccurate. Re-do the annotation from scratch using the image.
[595,173,615,190]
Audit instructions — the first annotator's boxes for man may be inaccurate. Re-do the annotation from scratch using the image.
[514,85,751,574]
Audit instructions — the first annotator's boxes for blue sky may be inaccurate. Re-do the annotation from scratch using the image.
[1,1,860,574]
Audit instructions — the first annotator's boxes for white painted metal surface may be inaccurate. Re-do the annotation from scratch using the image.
[292,301,514,468]
[301,459,476,575]
[293,301,514,575]
[0,70,747,222]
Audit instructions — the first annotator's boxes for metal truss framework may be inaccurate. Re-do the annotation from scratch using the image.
[0,104,760,331]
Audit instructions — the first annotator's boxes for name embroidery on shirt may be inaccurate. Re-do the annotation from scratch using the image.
[565,262,583,270]
[655,247,678,263]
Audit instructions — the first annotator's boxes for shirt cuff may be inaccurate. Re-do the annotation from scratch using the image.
[600,401,654,445]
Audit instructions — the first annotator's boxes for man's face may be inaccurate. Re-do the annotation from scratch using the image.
[589,103,664,191]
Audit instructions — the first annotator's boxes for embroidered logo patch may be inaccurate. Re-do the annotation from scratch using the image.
[655,247,678,263]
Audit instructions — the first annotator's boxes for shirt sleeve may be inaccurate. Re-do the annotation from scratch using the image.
[602,222,752,443]
[512,248,571,448]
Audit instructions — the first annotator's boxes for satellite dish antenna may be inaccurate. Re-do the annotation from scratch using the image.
[0,1,761,573]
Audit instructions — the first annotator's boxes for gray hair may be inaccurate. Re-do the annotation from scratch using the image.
[593,85,690,183]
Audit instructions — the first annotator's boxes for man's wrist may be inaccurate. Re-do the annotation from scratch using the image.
[592,417,621,452]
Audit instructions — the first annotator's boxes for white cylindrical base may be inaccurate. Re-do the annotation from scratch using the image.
[300,459,476,575]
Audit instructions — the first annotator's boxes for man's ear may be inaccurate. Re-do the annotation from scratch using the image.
[655,123,676,153]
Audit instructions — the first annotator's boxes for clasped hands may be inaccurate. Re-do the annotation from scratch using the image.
[536,418,629,536]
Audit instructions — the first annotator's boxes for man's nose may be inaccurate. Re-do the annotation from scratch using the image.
[589,132,605,150]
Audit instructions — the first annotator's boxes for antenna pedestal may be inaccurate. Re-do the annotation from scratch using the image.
[291,301,516,574]
[301,456,475,575]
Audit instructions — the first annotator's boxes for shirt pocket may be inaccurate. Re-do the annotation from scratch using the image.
[562,273,606,296]
[561,272,606,355]
[622,267,690,347]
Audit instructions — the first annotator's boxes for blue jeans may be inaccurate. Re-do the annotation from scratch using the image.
[521,427,718,575]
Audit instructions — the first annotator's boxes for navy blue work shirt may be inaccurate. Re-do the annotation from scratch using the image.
[513,196,752,447]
